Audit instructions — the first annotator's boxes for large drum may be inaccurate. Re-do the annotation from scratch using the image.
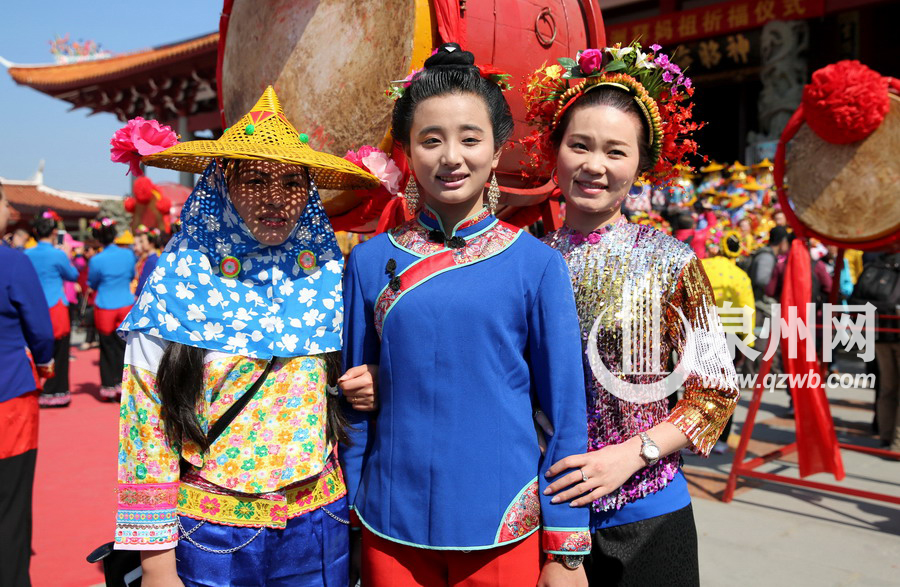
[221,0,605,223]
[777,68,900,251]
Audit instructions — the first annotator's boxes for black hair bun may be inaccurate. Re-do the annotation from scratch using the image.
[424,43,476,69]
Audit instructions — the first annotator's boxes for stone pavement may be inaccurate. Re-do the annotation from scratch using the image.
[683,372,899,586]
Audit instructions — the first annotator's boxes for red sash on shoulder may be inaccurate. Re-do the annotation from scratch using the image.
[374,219,521,338]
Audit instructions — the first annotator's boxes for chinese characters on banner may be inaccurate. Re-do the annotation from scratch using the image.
[667,30,761,75]
[607,0,825,47]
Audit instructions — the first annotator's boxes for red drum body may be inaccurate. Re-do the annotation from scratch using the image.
[221,0,605,225]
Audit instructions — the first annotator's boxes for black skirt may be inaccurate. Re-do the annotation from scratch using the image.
[585,503,700,587]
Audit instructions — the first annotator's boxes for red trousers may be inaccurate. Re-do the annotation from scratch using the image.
[94,305,132,336]
[48,301,70,339]
[362,528,541,587]
[0,392,39,459]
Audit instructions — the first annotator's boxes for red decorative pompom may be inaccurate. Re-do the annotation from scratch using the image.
[802,60,889,144]
[155,196,171,214]
[133,176,157,205]
[123,197,136,213]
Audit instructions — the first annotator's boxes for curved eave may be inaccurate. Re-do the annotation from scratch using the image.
[7,32,218,93]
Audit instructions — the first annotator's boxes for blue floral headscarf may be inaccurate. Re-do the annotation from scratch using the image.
[119,160,343,358]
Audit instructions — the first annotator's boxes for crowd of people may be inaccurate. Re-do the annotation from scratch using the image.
[616,158,898,453]
[3,214,169,406]
[0,38,896,587]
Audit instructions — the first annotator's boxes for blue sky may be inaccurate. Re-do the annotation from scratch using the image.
[0,2,219,195]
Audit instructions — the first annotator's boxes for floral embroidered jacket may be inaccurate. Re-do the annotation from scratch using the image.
[340,207,591,555]
[544,219,739,512]
[115,332,339,550]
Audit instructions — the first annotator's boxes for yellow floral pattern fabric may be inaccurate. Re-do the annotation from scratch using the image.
[115,343,332,549]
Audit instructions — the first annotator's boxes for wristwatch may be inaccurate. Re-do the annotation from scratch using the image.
[639,432,661,466]
[549,553,585,570]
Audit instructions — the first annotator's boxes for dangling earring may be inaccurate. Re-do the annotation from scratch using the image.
[404,176,419,215]
[487,173,500,213]
[628,177,645,199]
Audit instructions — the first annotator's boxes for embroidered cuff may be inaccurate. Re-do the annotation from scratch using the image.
[115,508,178,550]
[36,361,55,380]
[114,483,180,550]
[542,528,592,555]
[666,389,734,457]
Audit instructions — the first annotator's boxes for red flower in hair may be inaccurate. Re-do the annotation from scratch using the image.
[110,117,178,176]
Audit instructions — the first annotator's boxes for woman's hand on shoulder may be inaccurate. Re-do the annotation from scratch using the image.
[537,559,588,587]
[543,436,645,507]
[339,364,379,411]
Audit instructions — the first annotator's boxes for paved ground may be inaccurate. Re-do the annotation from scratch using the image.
[684,369,900,587]
[48,334,899,586]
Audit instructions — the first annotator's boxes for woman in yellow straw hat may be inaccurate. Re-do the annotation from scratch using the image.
[108,86,379,586]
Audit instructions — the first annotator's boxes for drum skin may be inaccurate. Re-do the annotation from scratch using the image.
[785,94,900,245]
[221,0,605,218]
[776,92,900,252]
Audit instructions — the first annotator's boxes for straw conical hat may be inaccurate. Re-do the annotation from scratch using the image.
[701,161,724,173]
[142,86,379,190]
[753,158,773,169]
[741,178,766,191]
[729,161,750,171]
[114,230,134,245]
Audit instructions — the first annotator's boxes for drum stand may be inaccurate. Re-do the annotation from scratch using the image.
[723,248,900,505]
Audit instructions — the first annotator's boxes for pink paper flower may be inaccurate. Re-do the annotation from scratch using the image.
[345,146,403,195]
[402,68,423,88]
[578,49,605,74]
[110,117,178,176]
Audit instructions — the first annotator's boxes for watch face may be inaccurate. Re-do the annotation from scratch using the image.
[645,445,660,460]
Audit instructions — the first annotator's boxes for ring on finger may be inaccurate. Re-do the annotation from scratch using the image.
[580,469,589,483]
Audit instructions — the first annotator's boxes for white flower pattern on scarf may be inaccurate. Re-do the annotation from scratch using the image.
[118,160,344,358]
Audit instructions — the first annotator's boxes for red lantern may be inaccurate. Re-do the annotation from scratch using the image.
[123,197,136,213]
[133,176,155,204]
[155,196,172,214]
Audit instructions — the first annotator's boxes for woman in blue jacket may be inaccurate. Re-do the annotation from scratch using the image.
[0,187,55,584]
[24,210,78,407]
[87,218,135,400]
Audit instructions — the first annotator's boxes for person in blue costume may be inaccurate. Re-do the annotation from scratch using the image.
[24,210,78,407]
[88,218,136,400]
[134,225,162,295]
[111,86,380,587]
[0,186,55,586]
[339,44,591,587]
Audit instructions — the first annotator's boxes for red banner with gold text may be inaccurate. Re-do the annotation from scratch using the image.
[607,0,825,47]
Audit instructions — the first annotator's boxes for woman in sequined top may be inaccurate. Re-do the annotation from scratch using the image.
[531,52,740,586]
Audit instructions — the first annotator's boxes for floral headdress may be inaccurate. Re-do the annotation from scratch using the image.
[522,41,703,184]
[135,224,162,238]
[386,64,513,101]
[89,217,116,231]
[41,210,63,222]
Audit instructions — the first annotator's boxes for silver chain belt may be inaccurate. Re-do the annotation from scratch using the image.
[321,506,349,525]
[177,518,264,554]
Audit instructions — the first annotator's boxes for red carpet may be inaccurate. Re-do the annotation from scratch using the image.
[31,347,119,587]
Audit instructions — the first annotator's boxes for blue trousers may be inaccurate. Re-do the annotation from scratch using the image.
[175,496,349,587]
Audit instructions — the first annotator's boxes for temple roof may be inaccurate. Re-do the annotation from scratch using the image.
[1,177,106,219]
[6,33,218,91]
[4,33,219,131]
